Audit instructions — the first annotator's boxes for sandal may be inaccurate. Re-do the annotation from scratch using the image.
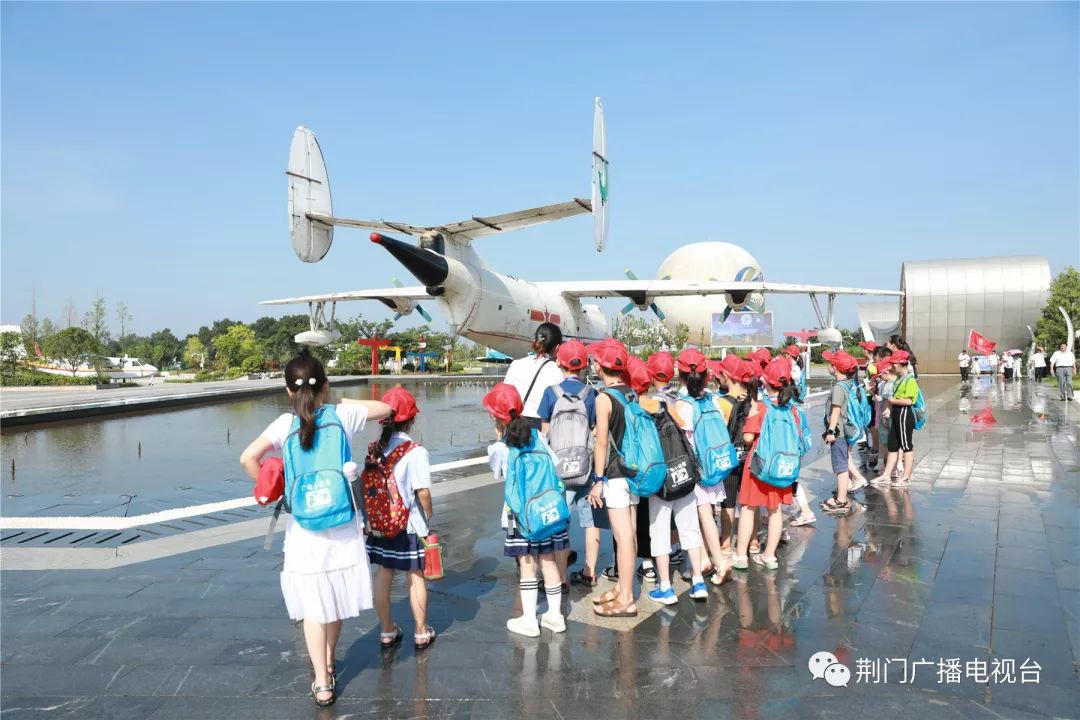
[593,599,638,618]
[789,512,817,527]
[592,589,618,605]
[748,540,762,555]
[570,569,598,587]
[414,626,437,651]
[327,663,336,680]
[820,497,851,515]
[311,677,336,707]
[379,625,403,650]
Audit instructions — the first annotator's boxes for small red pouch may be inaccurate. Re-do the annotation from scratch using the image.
[254,457,285,506]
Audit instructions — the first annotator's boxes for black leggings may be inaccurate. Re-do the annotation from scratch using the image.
[887,406,916,453]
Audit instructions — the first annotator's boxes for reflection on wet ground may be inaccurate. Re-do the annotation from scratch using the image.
[1,381,497,502]
[1,377,1077,719]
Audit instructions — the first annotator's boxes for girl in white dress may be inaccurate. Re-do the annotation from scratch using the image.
[240,351,391,707]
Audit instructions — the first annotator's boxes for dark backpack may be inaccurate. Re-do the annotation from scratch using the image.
[720,394,752,466]
[652,403,700,501]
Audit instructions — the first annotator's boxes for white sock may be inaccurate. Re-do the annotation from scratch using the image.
[520,578,539,621]
[659,581,672,591]
[692,575,704,585]
[642,559,654,569]
[544,585,562,617]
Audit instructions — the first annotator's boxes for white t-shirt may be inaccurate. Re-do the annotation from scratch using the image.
[488,435,560,528]
[958,353,971,368]
[988,353,999,367]
[504,354,564,419]
[1032,352,1047,368]
[790,359,803,383]
[382,432,432,536]
[260,403,369,573]
[1050,350,1076,369]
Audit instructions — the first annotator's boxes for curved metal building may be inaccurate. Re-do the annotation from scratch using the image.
[900,256,1051,374]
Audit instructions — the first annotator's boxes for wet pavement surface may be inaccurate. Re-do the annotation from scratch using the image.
[1,377,1077,719]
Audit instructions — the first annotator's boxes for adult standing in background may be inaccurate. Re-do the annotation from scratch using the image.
[1049,343,1076,401]
[957,350,971,382]
[1031,346,1047,382]
[987,350,999,380]
[503,323,565,429]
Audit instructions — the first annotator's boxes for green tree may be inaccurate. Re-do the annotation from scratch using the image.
[1036,267,1080,348]
[82,295,111,377]
[611,315,677,357]
[0,331,21,383]
[142,329,182,369]
[19,313,38,356]
[115,302,132,352]
[212,324,258,369]
[183,336,207,368]
[42,327,98,376]
[39,318,57,345]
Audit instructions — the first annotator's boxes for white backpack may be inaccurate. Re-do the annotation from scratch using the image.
[546,384,595,488]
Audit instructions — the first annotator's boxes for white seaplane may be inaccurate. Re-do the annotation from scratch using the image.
[263,99,902,355]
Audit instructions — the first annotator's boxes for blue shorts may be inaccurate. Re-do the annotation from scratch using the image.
[565,488,595,529]
[830,439,851,475]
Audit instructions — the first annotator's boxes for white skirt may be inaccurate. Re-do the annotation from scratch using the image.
[280,564,373,623]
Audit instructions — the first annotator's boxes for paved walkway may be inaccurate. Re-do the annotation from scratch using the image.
[1,377,1077,719]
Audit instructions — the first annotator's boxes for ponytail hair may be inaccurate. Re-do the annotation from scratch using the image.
[680,370,708,399]
[532,322,562,357]
[505,409,533,449]
[775,377,798,407]
[746,376,761,400]
[284,350,328,451]
[375,417,415,458]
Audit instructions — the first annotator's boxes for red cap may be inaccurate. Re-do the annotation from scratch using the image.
[823,350,858,374]
[875,362,893,377]
[626,356,652,395]
[482,382,523,423]
[718,354,755,383]
[749,348,772,368]
[381,386,419,422]
[587,338,629,371]
[556,339,588,371]
[677,348,708,374]
[762,357,792,389]
[858,340,878,353]
[783,344,801,359]
[707,359,723,381]
[888,350,911,365]
[645,351,675,382]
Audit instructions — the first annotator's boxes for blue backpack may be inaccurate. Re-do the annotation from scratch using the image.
[283,405,356,531]
[505,429,570,541]
[689,393,738,487]
[605,388,668,497]
[833,379,872,445]
[751,401,811,488]
[898,376,928,430]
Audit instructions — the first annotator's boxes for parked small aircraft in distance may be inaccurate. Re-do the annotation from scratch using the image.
[263,98,902,355]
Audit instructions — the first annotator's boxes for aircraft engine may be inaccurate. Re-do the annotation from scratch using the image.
[656,242,766,346]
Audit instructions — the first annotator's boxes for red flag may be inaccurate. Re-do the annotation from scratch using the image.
[968,329,996,355]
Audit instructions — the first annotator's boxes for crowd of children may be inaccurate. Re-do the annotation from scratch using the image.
[241,332,924,704]
[482,331,922,635]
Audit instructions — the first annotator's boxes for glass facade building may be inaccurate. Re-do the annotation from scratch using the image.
[899,256,1051,374]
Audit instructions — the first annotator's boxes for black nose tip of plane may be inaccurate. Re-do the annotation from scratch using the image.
[371,232,449,288]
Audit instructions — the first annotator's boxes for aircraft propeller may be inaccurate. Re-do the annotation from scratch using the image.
[391,277,433,322]
[619,268,668,321]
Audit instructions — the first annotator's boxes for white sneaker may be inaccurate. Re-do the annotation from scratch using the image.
[506,615,540,638]
[540,613,566,633]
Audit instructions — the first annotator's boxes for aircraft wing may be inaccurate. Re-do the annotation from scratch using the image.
[308,199,591,240]
[540,280,903,299]
[260,286,429,307]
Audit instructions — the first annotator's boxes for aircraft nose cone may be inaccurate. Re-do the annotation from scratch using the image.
[373,233,449,288]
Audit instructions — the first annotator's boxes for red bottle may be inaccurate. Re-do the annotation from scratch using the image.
[422,534,445,581]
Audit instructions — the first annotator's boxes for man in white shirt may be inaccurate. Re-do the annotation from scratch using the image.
[1031,347,1048,382]
[1049,343,1076,401]
[957,350,971,382]
[503,323,566,426]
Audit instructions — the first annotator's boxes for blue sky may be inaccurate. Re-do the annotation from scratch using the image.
[2,1,1077,339]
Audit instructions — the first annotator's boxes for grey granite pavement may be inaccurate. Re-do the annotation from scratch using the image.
[2,377,1077,719]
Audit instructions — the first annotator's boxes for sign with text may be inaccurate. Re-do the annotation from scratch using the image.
[711,311,774,348]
